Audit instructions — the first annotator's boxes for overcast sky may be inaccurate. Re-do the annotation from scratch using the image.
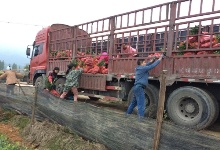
[0,0,173,52]
[0,0,219,54]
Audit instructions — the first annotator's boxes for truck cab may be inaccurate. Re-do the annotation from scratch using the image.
[26,27,50,85]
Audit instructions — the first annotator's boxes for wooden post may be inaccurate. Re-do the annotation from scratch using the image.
[31,86,38,125]
[167,2,177,57]
[109,17,116,58]
[108,17,116,74]
[152,70,167,150]
[72,26,77,59]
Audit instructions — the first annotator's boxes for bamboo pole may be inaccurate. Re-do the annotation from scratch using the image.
[31,86,38,125]
[153,70,167,150]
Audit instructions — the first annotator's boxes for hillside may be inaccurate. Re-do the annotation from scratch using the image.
[0,47,29,69]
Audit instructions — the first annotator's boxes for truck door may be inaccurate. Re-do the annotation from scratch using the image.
[30,43,44,81]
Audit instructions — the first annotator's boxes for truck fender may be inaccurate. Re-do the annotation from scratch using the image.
[33,69,46,83]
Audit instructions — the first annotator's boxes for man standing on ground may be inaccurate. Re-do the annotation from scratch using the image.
[0,68,24,96]
[126,54,164,121]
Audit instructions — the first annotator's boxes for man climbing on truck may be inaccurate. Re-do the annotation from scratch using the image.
[60,63,83,102]
[126,54,163,121]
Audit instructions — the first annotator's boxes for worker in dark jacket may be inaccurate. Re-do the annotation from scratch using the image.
[126,54,163,121]
[48,67,59,90]
[48,67,59,83]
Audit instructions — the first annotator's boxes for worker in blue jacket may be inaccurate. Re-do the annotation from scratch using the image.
[126,54,164,121]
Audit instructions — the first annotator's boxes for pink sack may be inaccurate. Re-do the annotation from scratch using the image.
[99,52,109,64]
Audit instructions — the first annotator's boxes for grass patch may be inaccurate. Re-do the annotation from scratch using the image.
[0,134,28,150]
[0,110,17,123]
[0,109,30,131]
[45,133,104,150]
[11,116,30,130]
[0,109,107,150]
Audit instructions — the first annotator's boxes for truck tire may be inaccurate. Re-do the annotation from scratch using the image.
[127,84,159,118]
[167,86,218,130]
[147,84,159,118]
[200,88,219,126]
[55,78,66,94]
[35,76,43,89]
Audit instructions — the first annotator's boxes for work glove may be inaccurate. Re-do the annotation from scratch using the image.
[160,54,164,59]
[163,52,167,57]
[158,54,164,61]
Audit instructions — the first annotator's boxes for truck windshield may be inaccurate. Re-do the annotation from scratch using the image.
[32,45,39,57]
[31,43,44,58]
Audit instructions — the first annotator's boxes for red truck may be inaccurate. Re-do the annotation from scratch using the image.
[26,0,220,130]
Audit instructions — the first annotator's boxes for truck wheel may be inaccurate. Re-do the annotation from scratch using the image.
[200,89,219,126]
[127,84,159,118]
[35,76,43,89]
[167,86,218,130]
[55,78,66,94]
[146,84,159,118]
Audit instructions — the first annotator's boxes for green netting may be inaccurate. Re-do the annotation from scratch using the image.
[0,83,220,150]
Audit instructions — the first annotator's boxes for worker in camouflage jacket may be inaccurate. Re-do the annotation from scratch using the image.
[60,63,83,101]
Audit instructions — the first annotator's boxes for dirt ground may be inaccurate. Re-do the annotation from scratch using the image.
[0,123,23,144]
[0,108,108,150]
[0,109,28,148]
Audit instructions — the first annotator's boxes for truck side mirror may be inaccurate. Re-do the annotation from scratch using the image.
[26,48,30,56]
